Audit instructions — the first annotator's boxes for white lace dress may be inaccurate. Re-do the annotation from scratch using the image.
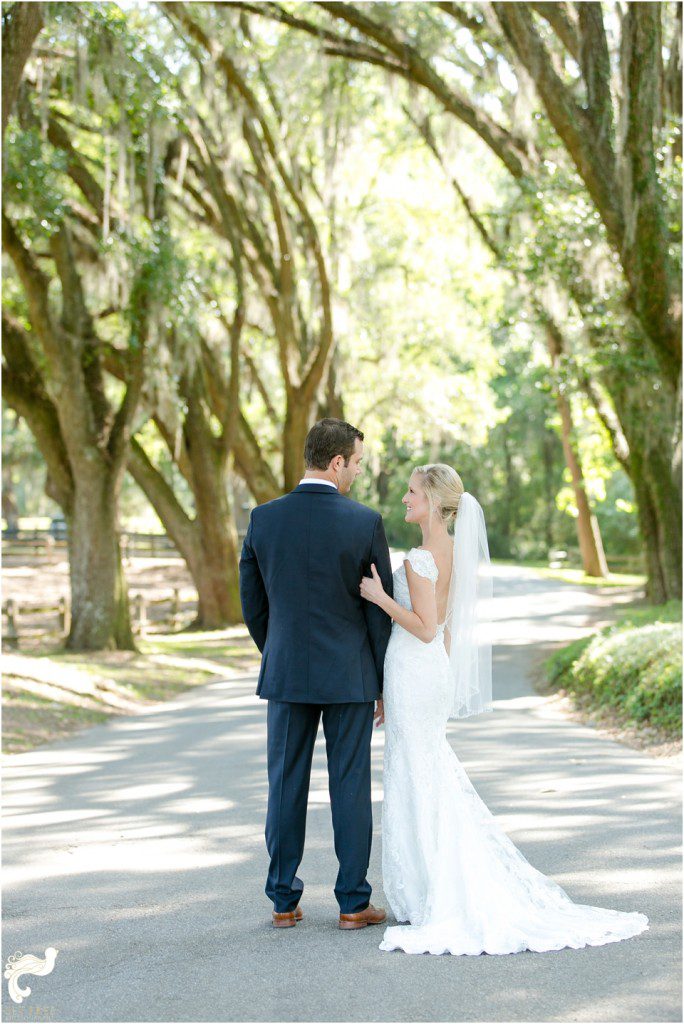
[379,547,650,956]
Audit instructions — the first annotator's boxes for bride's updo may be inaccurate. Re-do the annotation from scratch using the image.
[414,463,465,530]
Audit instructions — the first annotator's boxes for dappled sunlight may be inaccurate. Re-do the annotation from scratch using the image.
[2,0,679,1012]
[2,568,678,1021]
[161,796,235,815]
[494,694,547,710]
[107,717,174,732]
[3,807,111,829]
[141,626,252,648]
[145,653,229,676]
[102,781,191,802]
[198,688,265,705]
[4,838,248,885]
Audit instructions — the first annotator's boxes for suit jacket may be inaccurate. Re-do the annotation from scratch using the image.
[239,482,394,703]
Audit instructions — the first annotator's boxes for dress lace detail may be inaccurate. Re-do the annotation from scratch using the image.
[379,551,649,956]
[404,547,439,584]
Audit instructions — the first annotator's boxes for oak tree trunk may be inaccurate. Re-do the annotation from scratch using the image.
[65,467,134,650]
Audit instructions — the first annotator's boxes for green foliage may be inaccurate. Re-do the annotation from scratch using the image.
[546,602,682,735]
[0,0,671,582]
[3,128,69,238]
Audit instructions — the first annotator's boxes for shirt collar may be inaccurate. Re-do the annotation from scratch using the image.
[297,478,338,489]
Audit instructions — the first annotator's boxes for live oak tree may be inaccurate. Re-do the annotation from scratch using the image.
[2,5,177,648]
[162,2,340,490]
[233,0,681,599]
[3,1,678,637]
[107,4,344,624]
[408,110,608,577]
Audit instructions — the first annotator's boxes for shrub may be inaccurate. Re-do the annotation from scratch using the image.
[545,602,682,736]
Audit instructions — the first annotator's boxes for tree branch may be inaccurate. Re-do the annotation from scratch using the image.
[1,309,74,510]
[493,2,623,246]
[577,3,614,148]
[529,3,580,61]
[2,1,43,138]
[317,1,532,179]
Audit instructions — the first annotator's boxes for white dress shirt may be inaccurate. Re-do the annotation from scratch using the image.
[298,478,338,489]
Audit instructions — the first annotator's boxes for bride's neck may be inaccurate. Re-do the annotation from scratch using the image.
[419,518,449,547]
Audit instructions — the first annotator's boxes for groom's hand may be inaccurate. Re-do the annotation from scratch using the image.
[374,698,384,727]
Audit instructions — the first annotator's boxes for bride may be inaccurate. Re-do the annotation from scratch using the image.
[359,463,649,956]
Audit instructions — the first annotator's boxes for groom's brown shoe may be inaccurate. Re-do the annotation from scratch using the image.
[339,904,386,930]
[272,905,303,928]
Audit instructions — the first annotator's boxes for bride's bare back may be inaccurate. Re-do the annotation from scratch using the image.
[417,539,454,624]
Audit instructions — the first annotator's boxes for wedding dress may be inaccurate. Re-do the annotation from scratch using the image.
[379,546,650,956]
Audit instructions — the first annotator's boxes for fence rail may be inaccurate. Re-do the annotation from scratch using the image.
[548,546,644,574]
[2,528,183,560]
[2,588,198,645]
[2,528,248,560]
[1,534,643,645]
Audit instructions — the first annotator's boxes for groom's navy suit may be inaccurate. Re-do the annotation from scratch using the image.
[239,481,393,914]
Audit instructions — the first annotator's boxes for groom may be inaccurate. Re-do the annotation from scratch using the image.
[239,418,394,929]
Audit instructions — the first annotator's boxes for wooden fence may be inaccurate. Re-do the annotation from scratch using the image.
[2,528,248,561]
[2,588,198,646]
[549,547,645,575]
[2,528,181,561]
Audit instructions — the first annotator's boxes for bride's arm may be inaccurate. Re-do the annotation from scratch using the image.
[360,563,438,643]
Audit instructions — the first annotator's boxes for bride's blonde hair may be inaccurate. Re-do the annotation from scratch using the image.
[413,463,465,531]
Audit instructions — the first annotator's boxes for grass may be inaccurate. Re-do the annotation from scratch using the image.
[494,559,646,589]
[1,626,261,754]
[544,601,682,739]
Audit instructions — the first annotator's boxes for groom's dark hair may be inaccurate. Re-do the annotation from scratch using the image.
[304,418,364,469]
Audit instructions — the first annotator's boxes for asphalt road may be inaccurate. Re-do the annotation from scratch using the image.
[2,565,681,1023]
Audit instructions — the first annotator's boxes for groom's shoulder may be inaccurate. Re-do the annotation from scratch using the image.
[343,495,383,523]
[249,493,289,518]
[249,491,381,524]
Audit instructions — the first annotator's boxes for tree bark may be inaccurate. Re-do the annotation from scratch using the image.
[493,1,681,384]
[282,401,314,491]
[2,215,144,650]
[182,368,243,627]
[125,378,244,630]
[593,370,680,600]
[66,468,134,650]
[543,323,608,577]
[2,1,43,139]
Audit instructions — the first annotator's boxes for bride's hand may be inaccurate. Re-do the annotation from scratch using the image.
[360,563,385,605]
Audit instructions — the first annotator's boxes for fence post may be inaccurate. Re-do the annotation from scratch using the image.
[45,534,56,563]
[4,599,19,647]
[58,595,71,637]
[171,587,181,629]
[132,593,147,635]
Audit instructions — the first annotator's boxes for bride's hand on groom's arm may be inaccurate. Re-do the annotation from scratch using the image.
[361,562,438,644]
[360,564,387,606]
[374,699,384,727]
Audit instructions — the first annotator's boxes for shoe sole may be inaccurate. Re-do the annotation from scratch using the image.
[272,910,303,928]
[339,918,385,930]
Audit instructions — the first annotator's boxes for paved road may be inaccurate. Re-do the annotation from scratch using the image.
[2,566,681,1023]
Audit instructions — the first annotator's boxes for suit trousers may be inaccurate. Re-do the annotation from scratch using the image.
[265,699,375,914]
